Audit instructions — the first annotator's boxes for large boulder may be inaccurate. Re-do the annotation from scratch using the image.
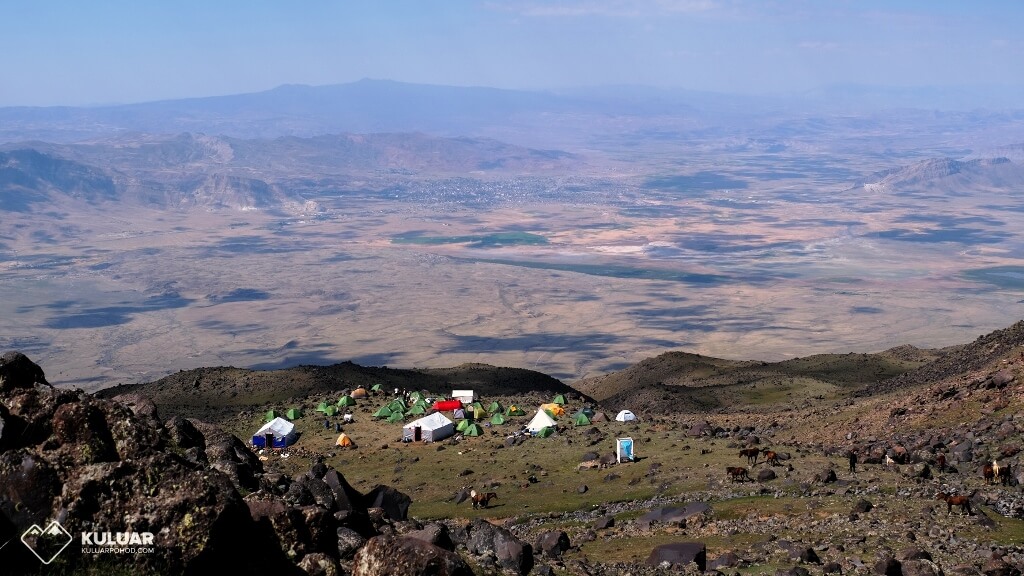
[647,542,707,571]
[362,485,412,521]
[0,351,49,392]
[536,531,571,559]
[405,523,454,551]
[466,518,533,575]
[193,421,263,492]
[352,535,473,576]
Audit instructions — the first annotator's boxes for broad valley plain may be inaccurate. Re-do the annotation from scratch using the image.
[3,81,1024,389]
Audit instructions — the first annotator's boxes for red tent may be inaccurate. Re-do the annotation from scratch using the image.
[432,400,462,411]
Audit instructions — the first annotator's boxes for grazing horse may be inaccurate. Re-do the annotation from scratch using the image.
[993,460,1001,482]
[739,448,760,465]
[983,464,996,484]
[935,492,972,515]
[472,492,498,509]
[936,453,946,473]
[762,450,780,467]
[726,466,751,482]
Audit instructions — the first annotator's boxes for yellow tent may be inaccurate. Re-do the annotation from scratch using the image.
[335,433,354,447]
[540,403,565,417]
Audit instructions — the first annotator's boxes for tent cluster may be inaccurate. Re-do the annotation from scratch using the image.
[252,383,639,451]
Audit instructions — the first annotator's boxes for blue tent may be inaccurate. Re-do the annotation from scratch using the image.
[251,417,298,448]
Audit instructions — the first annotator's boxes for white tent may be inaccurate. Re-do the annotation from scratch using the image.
[403,412,455,443]
[526,408,558,433]
[615,410,637,422]
[452,389,474,404]
[252,417,297,448]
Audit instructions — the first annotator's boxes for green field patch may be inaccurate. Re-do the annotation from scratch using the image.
[391,231,549,248]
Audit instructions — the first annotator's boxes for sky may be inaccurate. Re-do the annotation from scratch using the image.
[1,0,1022,107]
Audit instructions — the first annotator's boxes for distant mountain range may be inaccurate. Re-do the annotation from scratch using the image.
[2,79,1022,145]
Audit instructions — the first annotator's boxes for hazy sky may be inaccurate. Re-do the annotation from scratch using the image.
[2,0,1022,107]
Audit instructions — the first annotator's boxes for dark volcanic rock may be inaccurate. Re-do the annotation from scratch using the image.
[536,530,571,559]
[466,518,533,575]
[0,351,49,392]
[594,515,615,530]
[0,359,301,575]
[298,552,340,576]
[647,541,707,571]
[854,499,874,514]
[362,485,412,521]
[405,522,454,551]
[165,415,205,450]
[875,557,903,576]
[337,527,368,559]
[194,420,264,492]
[758,469,777,482]
[904,560,945,576]
[352,535,473,576]
[709,551,743,569]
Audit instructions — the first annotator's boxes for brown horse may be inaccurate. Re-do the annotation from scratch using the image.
[726,466,751,482]
[935,492,972,515]
[762,450,780,467]
[472,492,498,509]
[983,464,996,484]
[739,448,760,465]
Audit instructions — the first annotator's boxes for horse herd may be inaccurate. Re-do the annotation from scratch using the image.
[728,447,782,482]
[730,448,1013,516]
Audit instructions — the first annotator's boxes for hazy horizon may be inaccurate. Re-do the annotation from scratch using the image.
[3,1,1023,108]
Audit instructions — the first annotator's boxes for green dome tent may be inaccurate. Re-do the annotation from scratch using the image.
[537,426,555,438]
[505,405,526,417]
[456,419,470,432]
[286,408,303,420]
[370,383,383,393]
[388,399,407,413]
[573,413,591,426]
[463,423,484,437]
[337,395,357,407]
[409,391,425,403]
[265,409,279,422]
[386,411,405,423]
[552,394,566,405]
[407,404,426,416]
[316,402,330,413]
[323,405,338,417]
[373,406,393,419]
[490,413,506,426]
[487,401,504,414]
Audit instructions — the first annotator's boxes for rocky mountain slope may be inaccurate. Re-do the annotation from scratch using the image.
[97,361,581,422]
[6,320,1024,575]
[0,132,579,214]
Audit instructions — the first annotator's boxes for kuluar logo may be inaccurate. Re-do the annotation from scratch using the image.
[21,521,73,564]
